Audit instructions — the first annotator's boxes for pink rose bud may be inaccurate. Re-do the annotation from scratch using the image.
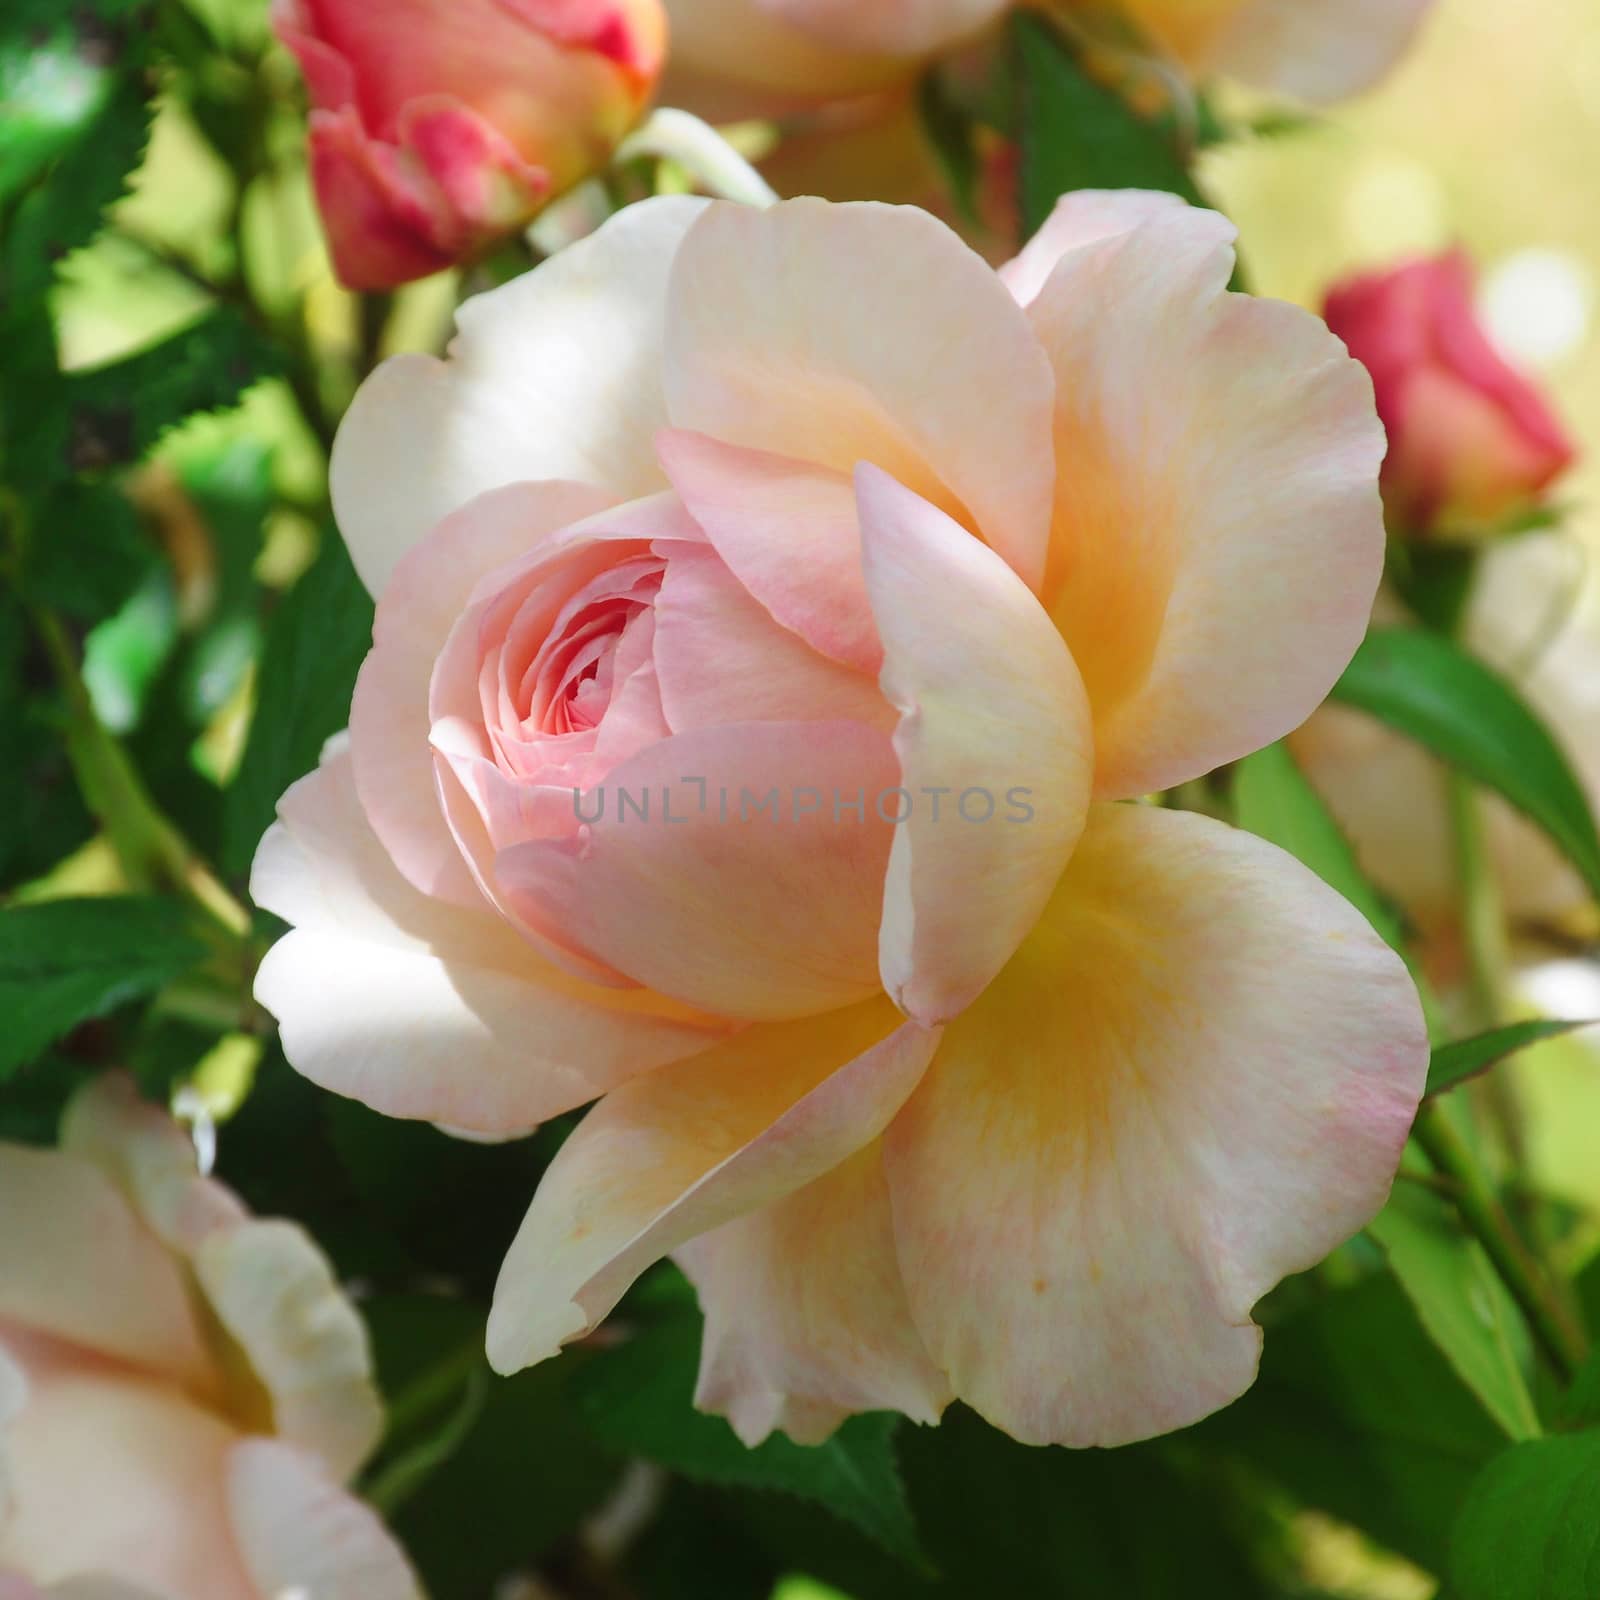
[273,0,667,289]
[1325,253,1576,539]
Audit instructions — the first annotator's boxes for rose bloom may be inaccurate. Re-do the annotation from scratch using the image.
[1324,252,1576,540]
[0,1076,417,1599]
[273,0,667,290]
[663,0,1435,115]
[1295,540,1600,946]
[253,188,1428,1448]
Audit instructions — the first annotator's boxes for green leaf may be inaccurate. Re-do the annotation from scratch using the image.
[23,480,153,620]
[576,1314,925,1570]
[5,70,155,303]
[1560,1349,1600,1430]
[1370,1181,1542,1443]
[63,306,282,470]
[0,896,208,1077]
[0,24,117,204]
[223,533,373,878]
[1427,1019,1592,1098]
[1451,1429,1600,1599]
[1010,10,1199,238]
[1332,627,1600,903]
[1232,740,1405,949]
[1201,1272,1505,1572]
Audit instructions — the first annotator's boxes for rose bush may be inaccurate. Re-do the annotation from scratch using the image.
[252,188,1429,1448]
[1324,252,1576,540]
[274,0,667,289]
[0,1077,417,1599]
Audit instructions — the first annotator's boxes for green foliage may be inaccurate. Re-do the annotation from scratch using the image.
[0,896,207,1077]
[1011,10,1200,238]
[1332,627,1600,904]
[1451,1428,1600,1599]
[222,530,373,878]
[577,1312,925,1569]
[1370,1181,1541,1442]
[1428,1020,1593,1099]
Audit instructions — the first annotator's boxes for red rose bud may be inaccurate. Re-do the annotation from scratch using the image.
[274,0,666,290]
[1325,252,1576,540]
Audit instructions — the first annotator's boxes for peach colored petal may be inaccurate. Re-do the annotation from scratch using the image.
[1211,0,1436,104]
[759,0,1007,57]
[227,1439,422,1600]
[193,1222,380,1482]
[0,1363,256,1600]
[0,1341,22,1530]
[0,1146,213,1394]
[1027,200,1385,797]
[663,198,1057,590]
[487,999,939,1373]
[883,802,1427,1446]
[676,1141,951,1446]
[252,744,722,1138]
[652,546,890,733]
[998,188,1190,308]
[330,195,706,595]
[496,719,899,1019]
[656,430,881,673]
[855,466,1092,1025]
[351,478,617,903]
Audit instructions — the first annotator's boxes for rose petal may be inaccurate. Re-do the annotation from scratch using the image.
[495,719,898,1020]
[487,999,939,1373]
[1027,200,1385,797]
[227,1439,422,1600]
[0,1146,212,1393]
[759,0,1008,58]
[652,545,890,732]
[252,744,721,1138]
[351,478,617,903]
[1210,0,1436,104]
[998,188,1191,308]
[883,802,1427,1446]
[331,195,706,594]
[657,430,881,673]
[676,1141,951,1446]
[664,198,1057,590]
[855,465,1092,1025]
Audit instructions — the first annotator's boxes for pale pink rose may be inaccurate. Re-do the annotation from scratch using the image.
[0,1077,418,1600]
[662,0,1434,113]
[253,189,1428,1448]
[273,0,667,289]
[1324,253,1576,539]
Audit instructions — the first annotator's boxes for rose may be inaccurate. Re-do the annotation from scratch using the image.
[1294,539,1600,943]
[253,188,1428,1448]
[1324,252,1576,539]
[273,0,667,289]
[662,0,1435,113]
[0,1076,417,1599]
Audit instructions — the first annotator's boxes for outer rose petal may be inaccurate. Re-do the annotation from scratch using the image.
[760,0,1007,57]
[663,199,1057,591]
[350,478,618,902]
[227,1439,421,1600]
[998,188,1191,308]
[496,720,899,1020]
[487,998,940,1373]
[656,431,881,673]
[0,1361,256,1600]
[883,802,1427,1447]
[0,1146,212,1393]
[676,1141,950,1446]
[252,744,720,1138]
[1209,0,1436,104]
[1027,201,1385,797]
[855,467,1092,1025]
[330,195,706,595]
